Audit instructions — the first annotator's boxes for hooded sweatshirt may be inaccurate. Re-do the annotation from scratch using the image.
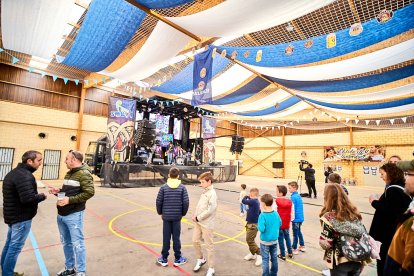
[156,178,189,221]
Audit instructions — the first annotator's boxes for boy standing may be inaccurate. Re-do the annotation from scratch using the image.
[275,185,293,260]
[239,184,247,216]
[192,172,217,276]
[258,194,282,276]
[288,181,306,254]
[156,167,189,267]
[242,187,262,266]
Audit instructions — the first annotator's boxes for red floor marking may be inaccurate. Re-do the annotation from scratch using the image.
[86,209,192,276]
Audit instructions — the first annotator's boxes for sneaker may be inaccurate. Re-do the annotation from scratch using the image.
[57,267,76,276]
[314,196,317,199]
[76,273,86,276]
[292,249,299,255]
[299,246,306,252]
[240,213,244,216]
[14,273,24,276]
[288,253,293,258]
[157,256,168,267]
[174,256,188,267]
[255,255,262,266]
[277,254,286,261]
[244,253,256,261]
[206,268,215,276]
[193,258,207,271]
[322,269,331,276]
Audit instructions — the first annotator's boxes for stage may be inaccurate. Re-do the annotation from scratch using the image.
[100,163,237,188]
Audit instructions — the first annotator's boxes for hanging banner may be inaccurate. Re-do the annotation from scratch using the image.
[324,146,386,162]
[192,47,213,106]
[202,117,216,163]
[107,97,136,162]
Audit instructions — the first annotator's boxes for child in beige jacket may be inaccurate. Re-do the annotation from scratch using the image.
[192,172,218,276]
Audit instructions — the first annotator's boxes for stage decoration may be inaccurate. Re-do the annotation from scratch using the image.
[192,47,213,105]
[304,40,314,49]
[202,117,216,164]
[324,146,385,162]
[216,4,414,67]
[326,33,336,48]
[256,50,262,62]
[285,45,294,55]
[107,97,136,162]
[376,9,393,24]
[221,49,227,58]
[349,23,363,36]
[243,51,250,58]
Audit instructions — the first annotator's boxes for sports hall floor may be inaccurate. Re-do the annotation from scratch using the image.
[0,175,382,276]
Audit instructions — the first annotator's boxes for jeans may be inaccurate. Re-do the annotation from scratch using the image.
[167,153,173,164]
[1,220,32,276]
[260,243,278,276]
[330,261,362,276]
[161,220,182,260]
[292,222,304,249]
[240,203,247,213]
[278,229,292,256]
[57,211,86,273]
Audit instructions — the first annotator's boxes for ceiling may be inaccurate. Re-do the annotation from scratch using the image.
[1,0,413,130]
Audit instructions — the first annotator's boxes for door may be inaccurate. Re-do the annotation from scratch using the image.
[0,147,15,180]
[42,150,61,180]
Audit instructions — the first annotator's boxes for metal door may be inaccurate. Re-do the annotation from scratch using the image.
[0,147,15,180]
[42,150,61,180]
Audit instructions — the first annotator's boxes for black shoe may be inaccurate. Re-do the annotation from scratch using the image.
[277,254,286,261]
[314,196,317,199]
[56,268,76,276]
[14,273,24,276]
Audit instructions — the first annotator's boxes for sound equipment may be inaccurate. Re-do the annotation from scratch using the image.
[176,157,185,165]
[209,161,222,166]
[131,156,148,164]
[187,160,196,166]
[153,158,164,165]
[134,119,156,147]
[272,162,284,169]
[230,135,245,154]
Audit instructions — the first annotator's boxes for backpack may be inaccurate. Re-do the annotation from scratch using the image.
[331,219,372,262]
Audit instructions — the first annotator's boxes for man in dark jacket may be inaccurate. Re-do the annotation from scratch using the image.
[156,167,189,267]
[299,162,317,198]
[49,150,94,276]
[1,150,47,276]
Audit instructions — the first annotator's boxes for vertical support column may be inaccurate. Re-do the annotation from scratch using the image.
[282,126,286,178]
[76,84,86,150]
[350,126,355,179]
[236,123,239,160]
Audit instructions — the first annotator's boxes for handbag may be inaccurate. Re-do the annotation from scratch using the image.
[368,235,382,260]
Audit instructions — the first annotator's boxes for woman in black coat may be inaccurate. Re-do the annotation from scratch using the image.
[324,166,333,183]
[369,163,412,276]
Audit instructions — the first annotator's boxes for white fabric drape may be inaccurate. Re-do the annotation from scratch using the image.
[294,83,414,103]
[216,89,291,112]
[178,63,253,100]
[312,103,414,115]
[250,39,414,81]
[168,0,335,37]
[107,21,191,81]
[1,0,77,59]
[231,101,310,119]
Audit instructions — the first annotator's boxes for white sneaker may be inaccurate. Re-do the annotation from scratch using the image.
[206,268,215,276]
[193,258,207,272]
[255,255,262,266]
[321,269,330,276]
[244,253,256,261]
[240,213,244,216]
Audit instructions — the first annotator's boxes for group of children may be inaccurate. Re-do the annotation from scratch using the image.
[156,167,307,276]
[240,181,306,275]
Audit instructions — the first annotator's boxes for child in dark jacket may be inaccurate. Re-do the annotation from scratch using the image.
[242,187,262,266]
[275,185,293,260]
[156,167,189,267]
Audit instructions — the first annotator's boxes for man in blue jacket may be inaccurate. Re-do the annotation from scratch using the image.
[156,167,189,267]
[1,151,47,276]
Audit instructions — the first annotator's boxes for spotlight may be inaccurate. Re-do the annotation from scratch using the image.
[70,135,77,141]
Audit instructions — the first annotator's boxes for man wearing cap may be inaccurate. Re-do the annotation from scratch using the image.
[384,160,414,275]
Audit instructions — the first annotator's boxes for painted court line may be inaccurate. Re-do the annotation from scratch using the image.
[86,208,192,276]
[29,230,49,276]
[101,189,321,274]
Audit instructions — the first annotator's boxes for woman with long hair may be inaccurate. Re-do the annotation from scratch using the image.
[369,163,412,275]
[319,184,368,275]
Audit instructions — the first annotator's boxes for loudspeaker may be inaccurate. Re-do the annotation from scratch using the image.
[131,156,147,164]
[134,119,156,147]
[230,135,244,154]
[187,160,196,166]
[272,162,284,169]
[153,158,164,165]
[209,161,222,166]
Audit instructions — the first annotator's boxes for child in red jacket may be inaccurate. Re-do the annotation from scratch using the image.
[275,185,293,260]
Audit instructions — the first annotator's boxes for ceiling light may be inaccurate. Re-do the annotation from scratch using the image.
[286,23,294,32]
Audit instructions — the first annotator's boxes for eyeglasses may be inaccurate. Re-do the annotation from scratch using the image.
[404,172,414,177]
